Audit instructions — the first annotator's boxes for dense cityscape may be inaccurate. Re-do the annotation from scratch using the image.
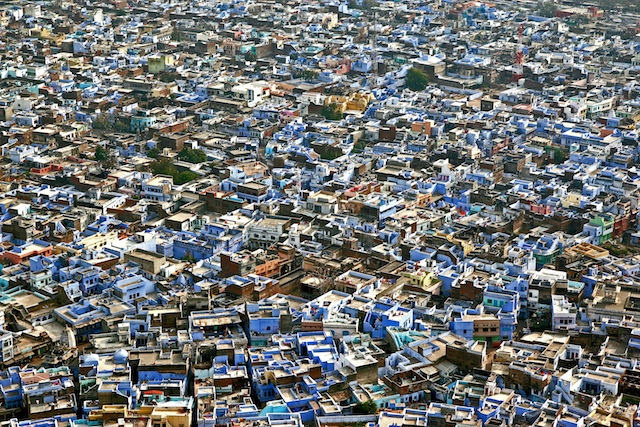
[1,0,640,427]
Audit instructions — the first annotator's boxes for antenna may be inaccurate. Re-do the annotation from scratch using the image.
[371,12,378,75]
[512,23,525,83]
[368,12,379,88]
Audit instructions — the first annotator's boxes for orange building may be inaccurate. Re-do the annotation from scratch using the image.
[2,241,53,265]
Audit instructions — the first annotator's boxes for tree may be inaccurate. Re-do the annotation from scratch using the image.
[113,118,130,133]
[353,401,377,415]
[178,147,207,163]
[319,145,344,160]
[95,145,109,161]
[176,170,199,184]
[349,0,377,9]
[95,145,118,170]
[544,145,567,163]
[353,139,367,152]
[405,67,430,91]
[244,51,257,62]
[537,0,558,17]
[92,114,110,130]
[150,159,200,184]
[529,314,552,332]
[147,147,160,158]
[151,159,178,176]
[321,103,343,120]
[159,72,179,83]
[301,69,319,81]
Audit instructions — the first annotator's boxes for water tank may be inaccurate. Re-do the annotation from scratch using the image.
[114,349,129,364]
[84,354,100,366]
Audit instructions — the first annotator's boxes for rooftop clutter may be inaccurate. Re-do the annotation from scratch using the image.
[0,0,640,426]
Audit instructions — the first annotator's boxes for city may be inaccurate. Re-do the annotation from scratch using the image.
[0,0,639,427]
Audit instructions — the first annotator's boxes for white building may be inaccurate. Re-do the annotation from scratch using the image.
[231,81,271,108]
[9,145,39,164]
[0,329,14,363]
[305,191,338,214]
[246,216,290,250]
[142,175,174,202]
[552,295,577,331]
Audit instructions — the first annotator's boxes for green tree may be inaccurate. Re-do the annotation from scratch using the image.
[92,115,110,130]
[530,314,552,332]
[244,51,257,62]
[349,0,377,9]
[114,118,130,133]
[544,145,568,163]
[321,146,344,160]
[159,72,179,83]
[405,67,430,91]
[147,147,160,158]
[178,147,207,163]
[176,170,199,184]
[353,401,377,415]
[301,69,319,81]
[95,145,108,161]
[321,103,343,120]
[150,159,200,184]
[151,159,178,176]
[537,0,558,17]
[353,140,367,152]
[95,145,118,169]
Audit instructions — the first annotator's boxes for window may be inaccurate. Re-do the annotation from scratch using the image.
[483,328,488,332]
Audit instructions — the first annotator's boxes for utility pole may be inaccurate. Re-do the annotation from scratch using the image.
[512,23,525,83]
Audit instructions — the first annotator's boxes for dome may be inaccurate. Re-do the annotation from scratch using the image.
[114,349,129,364]
[84,354,100,366]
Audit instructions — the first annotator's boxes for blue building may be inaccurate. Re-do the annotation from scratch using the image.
[363,302,413,339]
[483,286,520,341]
[84,215,122,236]
[0,367,23,409]
[112,274,156,302]
[59,266,102,296]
